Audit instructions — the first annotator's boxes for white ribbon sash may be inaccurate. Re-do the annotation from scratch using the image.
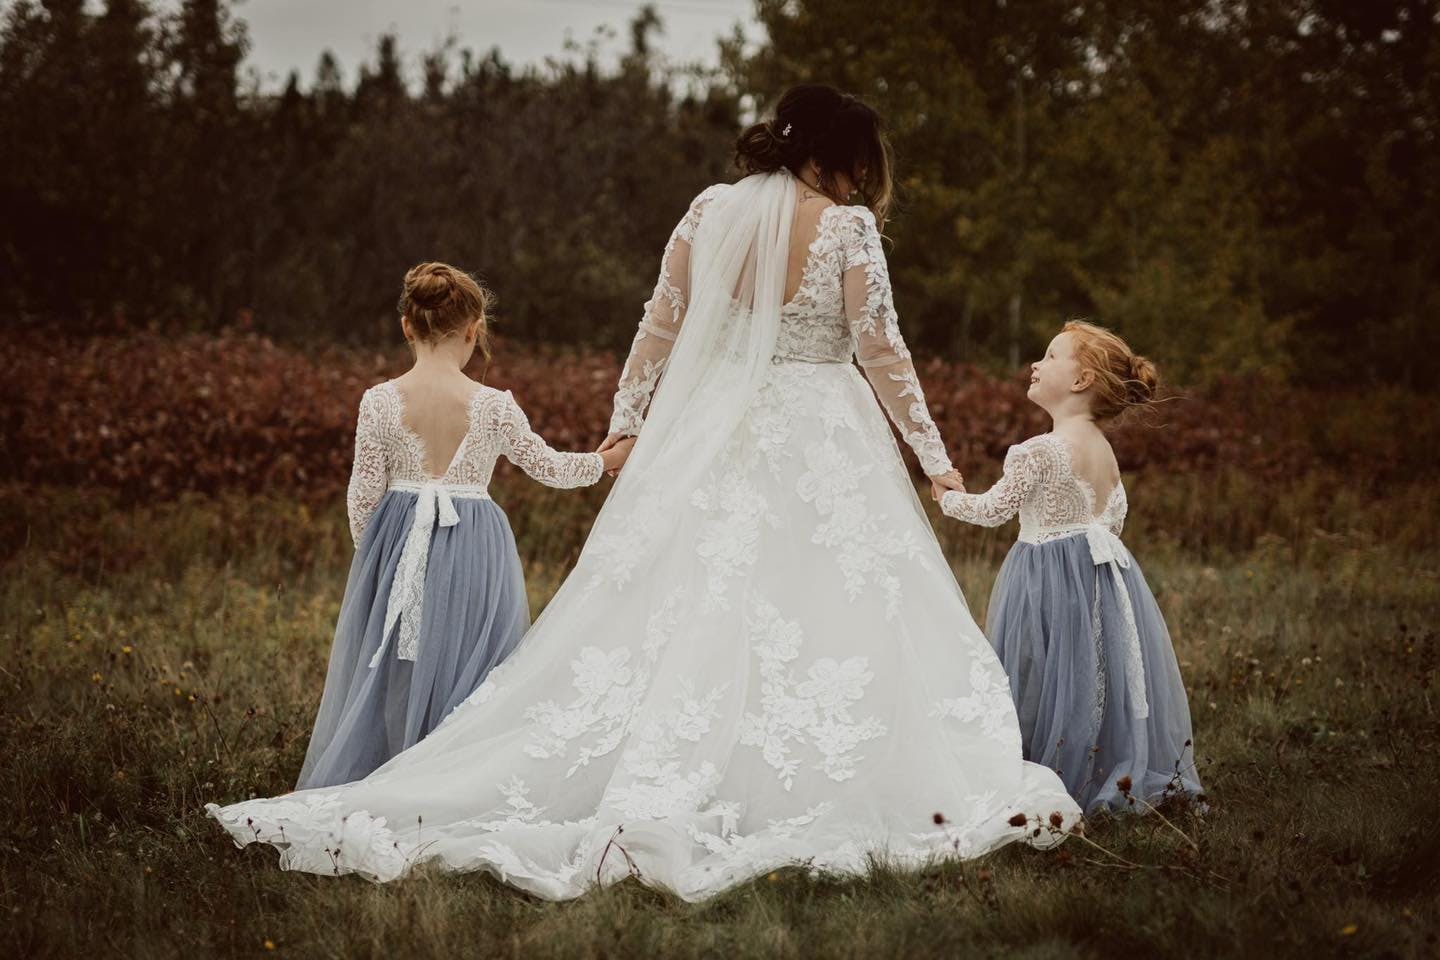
[1029,522,1150,719]
[370,481,492,669]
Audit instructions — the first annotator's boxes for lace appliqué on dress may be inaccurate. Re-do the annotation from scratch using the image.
[837,207,953,477]
[738,596,887,789]
[609,185,729,436]
[522,588,687,776]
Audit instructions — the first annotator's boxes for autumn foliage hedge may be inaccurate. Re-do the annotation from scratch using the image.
[1,326,1427,503]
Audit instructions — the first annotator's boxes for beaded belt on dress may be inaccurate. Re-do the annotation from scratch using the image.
[370,480,492,669]
[770,354,848,365]
[1023,521,1149,720]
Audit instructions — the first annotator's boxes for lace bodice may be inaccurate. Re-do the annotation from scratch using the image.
[939,434,1127,542]
[608,184,954,476]
[346,381,604,544]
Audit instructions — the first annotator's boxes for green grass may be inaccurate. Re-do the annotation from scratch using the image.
[2,472,1438,958]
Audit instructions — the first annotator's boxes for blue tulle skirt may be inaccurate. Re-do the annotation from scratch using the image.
[296,489,529,789]
[985,532,1204,814]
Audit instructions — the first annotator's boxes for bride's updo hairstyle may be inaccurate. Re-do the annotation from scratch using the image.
[735,83,894,225]
[398,261,492,359]
[1063,320,1161,421]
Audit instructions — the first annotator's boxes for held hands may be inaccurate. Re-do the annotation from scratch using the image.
[929,469,966,502]
[597,432,637,477]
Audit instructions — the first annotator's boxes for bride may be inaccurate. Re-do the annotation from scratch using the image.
[207,83,1080,901]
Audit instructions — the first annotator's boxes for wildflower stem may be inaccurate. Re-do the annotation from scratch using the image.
[1129,794,1200,851]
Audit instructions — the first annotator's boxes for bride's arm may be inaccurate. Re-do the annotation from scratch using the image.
[841,208,954,477]
[604,185,726,442]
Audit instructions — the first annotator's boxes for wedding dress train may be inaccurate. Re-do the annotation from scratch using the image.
[207,172,1080,900]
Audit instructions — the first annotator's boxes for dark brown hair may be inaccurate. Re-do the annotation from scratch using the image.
[1063,320,1161,421]
[734,83,894,225]
[397,262,491,358]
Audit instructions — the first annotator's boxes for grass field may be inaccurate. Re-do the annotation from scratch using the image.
[3,469,1439,958]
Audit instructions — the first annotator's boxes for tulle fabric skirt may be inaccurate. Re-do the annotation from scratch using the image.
[296,491,529,789]
[985,533,1204,814]
[209,363,1081,900]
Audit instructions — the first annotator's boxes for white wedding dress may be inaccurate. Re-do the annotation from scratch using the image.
[207,172,1080,900]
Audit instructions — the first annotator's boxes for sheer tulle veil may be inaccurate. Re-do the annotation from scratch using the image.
[540,171,798,601]
[608,172,794,508]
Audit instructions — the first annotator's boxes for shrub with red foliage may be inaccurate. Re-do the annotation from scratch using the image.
[0,327,1424,504]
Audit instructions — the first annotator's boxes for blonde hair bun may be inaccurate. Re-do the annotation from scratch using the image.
[406,266,457,311]
[398,261,492,358]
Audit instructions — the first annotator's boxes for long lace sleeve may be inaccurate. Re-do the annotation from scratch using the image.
[490,391,605,488]
[938,442,1047,527]
[1105,486,1128,537]
[840,208,953,477]
[608,184,727,436]
[346,388,388,546]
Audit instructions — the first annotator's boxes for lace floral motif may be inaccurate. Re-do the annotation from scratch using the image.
[797,438,924,620]
[681,364,810,606]
[691,470,781,612]
[938,433,1128,540]
[609,184,728,435]
[345,382,604,545]
[345,386,399,544]
[837,206,954,477]
[524,647,643,775]
[480,390,606,489]
[604,677,729,820]
[931,661,1024,754]
[522,588,686,776]
[774,220,850,364]
[738,596,887,789]
[607,192,953,477]
[609,359,666,437]
[686,802,835,859]
[499,776,544,822]
[682,360,924,619]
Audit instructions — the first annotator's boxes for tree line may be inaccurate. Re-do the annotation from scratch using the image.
[2,0,1435,387]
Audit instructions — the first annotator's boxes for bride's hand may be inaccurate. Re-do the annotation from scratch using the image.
[929,470,965,501]
[600,437,636,477]
[601,431,636,477]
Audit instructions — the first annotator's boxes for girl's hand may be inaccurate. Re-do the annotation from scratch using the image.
[930,470,965,501]
[596,432,631,454]
[600,437,637,476]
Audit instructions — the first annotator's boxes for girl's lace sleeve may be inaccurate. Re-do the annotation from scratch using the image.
[1106,486,1128,537]
[491,391,605,488]
[346,388,388,545]
[939,442,1046,527]
[608,185,726,436]
[840,208,953,477]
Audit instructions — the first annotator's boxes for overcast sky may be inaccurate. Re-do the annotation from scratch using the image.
[229,0,759,90]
